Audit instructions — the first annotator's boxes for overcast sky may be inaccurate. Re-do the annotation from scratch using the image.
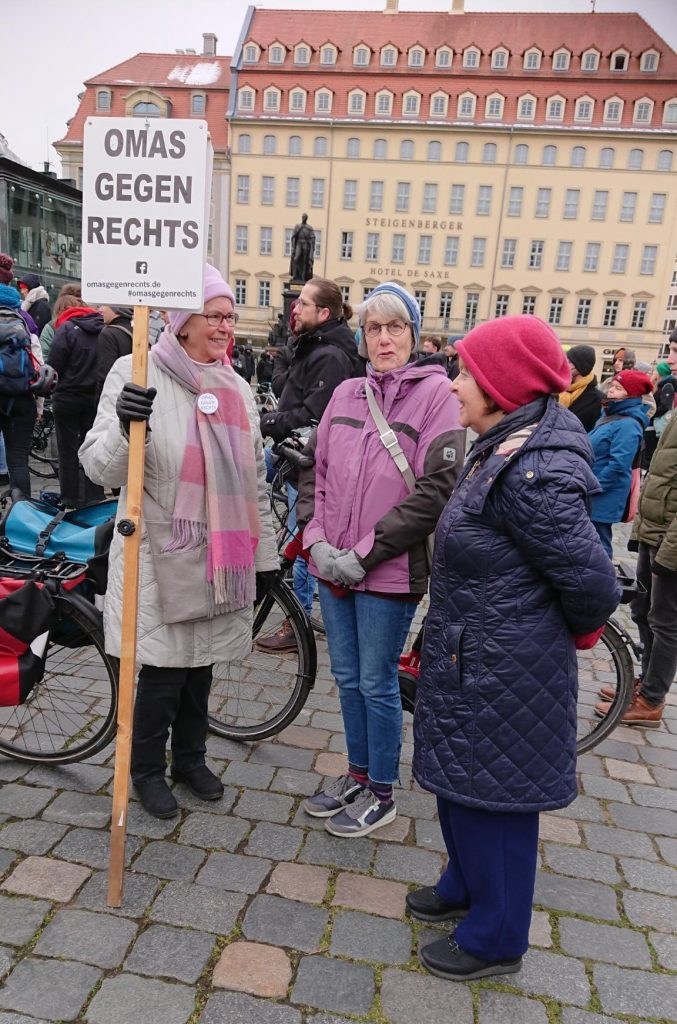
[3,0,675,173]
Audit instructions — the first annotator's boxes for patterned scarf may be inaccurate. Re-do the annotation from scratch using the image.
[151,331,260,613]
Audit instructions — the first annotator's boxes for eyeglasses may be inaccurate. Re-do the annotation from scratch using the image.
[198,312,239,327]
[295,298,325,310]
[363,319,412,339]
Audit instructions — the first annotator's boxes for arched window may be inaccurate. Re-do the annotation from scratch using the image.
[514,144,529,164]
[373,138,388,159]
[628,148,644,169]
[455,141,469,162]
[347,137,361,158]
[542,144,557,165]
[238,134,251,154]
[571,146,586,167]
[314,136,328,157]
[288,135,302,156]
[263,134,277,155]
[427,141,441,161]
[599,147,615,168]
[132,101,161,117]
[657,149,673,171]
[482,143,497,163]
[400,139,414,160]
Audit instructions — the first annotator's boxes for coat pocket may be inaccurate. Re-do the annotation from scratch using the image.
[443,622,465,692]
[143,496,211,625]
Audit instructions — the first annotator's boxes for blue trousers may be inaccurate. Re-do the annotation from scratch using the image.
[592,520,613,559]
[287,481,316,616]
[435,797,539,960]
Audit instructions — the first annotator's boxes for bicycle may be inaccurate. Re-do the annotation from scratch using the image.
[29,402,59,480]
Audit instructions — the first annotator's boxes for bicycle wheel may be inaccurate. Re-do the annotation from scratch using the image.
[0,594,119,764]
[29,451,59,479]
[576,617,635,755]
[208,578,316,741]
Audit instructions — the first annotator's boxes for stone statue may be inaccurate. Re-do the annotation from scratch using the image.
[290,213,315,282]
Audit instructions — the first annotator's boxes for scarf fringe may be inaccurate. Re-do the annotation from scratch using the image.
[164,519,206,552]
[210,566,256,615]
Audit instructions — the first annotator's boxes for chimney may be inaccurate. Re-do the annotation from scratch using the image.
[450,0,464,11]
[384,0,398,12]
[203,32,217,56]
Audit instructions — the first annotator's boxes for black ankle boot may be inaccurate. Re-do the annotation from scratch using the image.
[171,764,224,800]
[135,778,179,819]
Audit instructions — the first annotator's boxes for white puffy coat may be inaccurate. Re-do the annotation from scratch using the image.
[79,354,279,668]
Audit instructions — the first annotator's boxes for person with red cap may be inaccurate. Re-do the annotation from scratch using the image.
[588,369,653,558]
[411,315,621,982]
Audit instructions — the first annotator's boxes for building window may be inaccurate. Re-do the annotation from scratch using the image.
[396,182,411,213]
[354,46,370,66]
[234,279,246,305]
[664,102,677,125]
[649,193,666,224]
[96,90,111,111]
[428,141,442,161]
[374,139,387,159]
[263,134,276,156]
[632,301,648,328]
[486,97,503,120]
[542,145,557,166]
[634,100,652,123]
[423,183,438,214]
[349,91,365,114]
[258,280,271,307]
[238,89,254,111]
[611,50,628,71]
[449,184,465,214]
[522,295,537,316]
[392,234,406,262]
[440,292,453,326]
[264,90,280,112]
[603,299,619,328]
[482,143,497,163]
[547,98,564,121]
[584,242,600,272]
[311,178,325,208]
[476,185,492,216]
[465,293,479,331]
[508,187,523,217]
[290,91,306,112]
[133,101,161,117]
[414,290,427,317]
[362,286,374,301]
[409,47,424,67]
[366,232,380,261]
[244,44,258,63]
[259,227,273,256]
[436,48,452,68]
[492,49,508,69]
[340,232,353,259]
[591,190,608,221]
[284,229,293,258]
[381,46,397,66]
[190,93,206,115]
[575,99,593,122]
[295,45,310,64]
[576,298,591,326]
[641,51,658,72]
[261,176,274,205]
[288,135,302,156]
[347,137,361,158]
[418,236,432,264]
[235,225,248,254]
[314,136,328,157]
[377,92,392,115]
[320,46,336,65]
[604,99,622,122]
[612,243,628,273]
[431,95,447,116]
[599,147,615,168]
[641,245,657,275]
[582,50,599,71]
[459,95,476,117]
[553,49,570,71]
[343,180,357,209]
[524,49,541,70]
[571,146,586,167]
[518,97,535,119]
[445,237,459,266]
[495,293,510,317]
[514,144,529,164]
[455,141,469,163]
[238,134,251,154]
[463,48,479,69]
[548,297,564,325]
[400,140,415,160]
[535,188,551,218]
[556,241,572,271]
[658,149,674,171]
[501,238,517,268]
[563,189,579,219]
[269,45,284,63]
[369,180,384,211]
[471,237,486,268]
[620,192,637,222]
[529,240,544,269]
[404,93,420,115]
[236,175,249,203]
[340,285,350,304]
[286,177,300,206]
[315,91,331,113]
[313,230,322,259]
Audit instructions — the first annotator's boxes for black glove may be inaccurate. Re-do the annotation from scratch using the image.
[259,411,276,438]
[255,570,280,605]
[116,383,156,434]
[626,538,639,553]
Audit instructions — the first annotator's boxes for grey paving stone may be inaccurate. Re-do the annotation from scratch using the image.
[233,789,295,824]
[221,761,275,789]
[596,738,641,761]
[534,871,619,920]
[374,844,442,885]
[551,795,606,822]
[299,831,374,872]
[478,990,549,1024]
[560,1012,626,1024]
[328,733,348,753]
[330,910,412,964]
[76,870,160,918]
[0,784,54,819]
[243,894,328,952]
[623,889,677,932]
[132,839,206,881]
[124,800,181,838]
[609,802,677,836]
[87,974,194,1024]
[291,956,374,1016]
[196,851,271,893]
[651,765,677,789]
[150,879,247,933]
[34,908,137,968]
[393,788,438,820]
[594,963,677,1019]
[177,812,250,851]
[125,922,215,983]
[583,824,658,860]
[306,1017,354,1024]
[291,807,325,830]
[543,844,619,884]
[309,712,345,732]
[629,782,677,810]
[244,822,303,861]
[579,775,630,803]
[512,949,590,1007]
[0,1015,52,1024]
[0,820,67,855]
[644,726,677,749]
[205,734,252,762]
[0,947,12,981]
[620,856,677,895]
[23,762,112,793]
[169,782,237,815]
[0,850,16,878]
[576,754,606,777]
[414,819,446,853]
[249,743,314,770]
[558,918,652,968]
[651,931,677,970]
[52,827,142,869]
[41,790,111,829]
[0,894,51,946]
[0,957,101,1021]
[380,966,474,1024]
[640,745,677,770]
[271,767,322,796]
[199,991,301,1024]
[0,763,29,782]
[656,836,677,865]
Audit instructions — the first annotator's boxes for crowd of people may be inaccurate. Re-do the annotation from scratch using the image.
[1,252,676,983]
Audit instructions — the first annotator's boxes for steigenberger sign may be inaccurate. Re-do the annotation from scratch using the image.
[81,117,210,309]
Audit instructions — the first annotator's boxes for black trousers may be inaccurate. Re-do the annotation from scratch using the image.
[0,396,37,497]
[631,542,677,706]
[52,394,104,505]
[131,664,213,784]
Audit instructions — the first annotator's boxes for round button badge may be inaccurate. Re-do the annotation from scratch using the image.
[197,393,219,415]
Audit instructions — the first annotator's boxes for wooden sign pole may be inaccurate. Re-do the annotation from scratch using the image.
[107,305,150,907]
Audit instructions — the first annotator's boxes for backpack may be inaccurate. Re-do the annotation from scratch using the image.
[0,309,39,396]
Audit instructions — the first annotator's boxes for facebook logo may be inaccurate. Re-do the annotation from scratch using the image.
[135,261,148,274]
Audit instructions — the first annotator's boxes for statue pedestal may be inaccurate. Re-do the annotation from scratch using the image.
[282,279,303,331]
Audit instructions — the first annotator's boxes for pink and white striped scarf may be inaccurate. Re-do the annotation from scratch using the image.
[151,331,260,613]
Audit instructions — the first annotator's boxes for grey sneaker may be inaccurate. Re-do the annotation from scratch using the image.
[303,775,365,818]
[325,788,396,838]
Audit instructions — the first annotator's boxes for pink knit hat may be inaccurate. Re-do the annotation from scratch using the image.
[168,263,235,336]
[455,315,571,413]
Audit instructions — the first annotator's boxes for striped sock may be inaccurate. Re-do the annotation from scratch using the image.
[348,764,368,786]
[369,780,393,805]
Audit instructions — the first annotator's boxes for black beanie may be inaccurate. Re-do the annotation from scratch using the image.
[567,344,596,377]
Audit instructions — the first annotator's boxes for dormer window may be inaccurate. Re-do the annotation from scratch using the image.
[403,92,421,115]
[436,47,452,68]
[269,45,285,64]
[430,92,448,116]
[491,48,508,70]
[603,97,623,123]
[191,93,206,115]
[408,46,425,67]
[458,92,476,118]
[96,90,111,112]
[381,46,398,66]
[376,90,393,115]
[294,44,310,64]
[633,98,653,123]
[349,89,365,114]
[553,49,570,71]
[582,49,599,71]
[524,48,541,70]
[238,88,254,111]
[463,47,480,69]
[263,88,280,111]
[320,45,336,65]
[132,101,161,117]
[485,94,504,119]
[546,95,565,121]
[289,89,306,112]
[518,95,536,120]
[575,97,594,122]
[243,43,259,63]
[610,49,628,71]
[641,50,659,72]
[664,100,677,125]
[354,46,370,66]
[315,89,332,113]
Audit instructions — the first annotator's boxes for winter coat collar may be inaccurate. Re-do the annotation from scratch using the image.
[295,317,356,359]
[599,396,649,428]
[21,285,50,310]
[361,360,448,418]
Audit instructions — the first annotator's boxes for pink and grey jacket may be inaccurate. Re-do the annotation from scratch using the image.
[298,361,465,595]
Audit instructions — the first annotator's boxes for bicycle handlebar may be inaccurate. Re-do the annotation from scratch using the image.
[275,443,314,471]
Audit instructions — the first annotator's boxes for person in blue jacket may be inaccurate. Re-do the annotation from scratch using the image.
[589,369,653,557]
[411,315,621,982]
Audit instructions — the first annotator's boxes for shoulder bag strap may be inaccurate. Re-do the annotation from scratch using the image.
[364,383,416,492]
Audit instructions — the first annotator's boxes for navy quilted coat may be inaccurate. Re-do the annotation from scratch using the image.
[413,398,622,813]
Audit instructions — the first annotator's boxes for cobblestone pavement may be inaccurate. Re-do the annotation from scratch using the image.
[1,545,676,1022]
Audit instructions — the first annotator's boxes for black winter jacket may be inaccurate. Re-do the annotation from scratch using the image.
[47,312,104,400]
[95,317,133,398]
[569,377,603,432]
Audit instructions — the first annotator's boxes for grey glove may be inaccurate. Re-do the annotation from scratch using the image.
[333,550,366,586]
[310,541,341,578]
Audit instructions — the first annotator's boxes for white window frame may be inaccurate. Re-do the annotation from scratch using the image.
[369,180,384,211]
[508,186,523,217]
[343,179,357,210]
[269,44,285,64]
[491,48,508,70]
[495,294,510,317]
[640,245,657,275]
[395,181,411,213]
[600,147,615,169]
[576,298,592,326]
[591,190,608,221]
[340,231,353,259]
[366,232,380,261]
[289,90,306,112]
[610,48,629,72]
[633,98,653,124]
[485,95,504,119]
[546,96,565,122]
[463,47,480,69]
[236,174,250,204]
[376,91,393,115]
[604,98,623,123]
[258,280,271,307]
[563,189,580,219]
[320,45,336,65]
[444,236,459,266]
[431,93,447,116]
[556,241,572,271]
[243,43,259,63]
[392,234,406,263]
[449,183,465,214]
[575,98,593,122]
[612,243,628,274]
[348,90,365,114]
[286,177,300,207]
[535,188,551,218]
[649,193,666,224]
[96,90,111,112]
[641,49,659,72]
[582,49,599,71]
[529,240,544,270]
[314,135,328,157]
[259,226,273,257]
[235,225,248,254]
[548,297,564,325]
[524,48,542,70]
[522,295,537,316]
[552,49,570,71]
[471,237,486,268]
[518,95,536,120]
[418,235,433,264]
[238,134,251,154]
[436,47,452,68]
[234,279,247,305]
[458,93,476,118]
[423,183,438,214]
[501,238,517,268]
[403,92,421,116]
[261,176,275,205]
[584,242,600,272]
[294,44,310,64]
[263,88,280,112]
[657,149,673,170]
[571,146,586,167]
[263,134,276,156]
[477,185,493,216]
[238,88,254,111]
[315,90,332,113]
[381,46,398,67]
[632,301,648,328]
[514,144,529,165]
[311,178,325,208]
[428,141,442,161]
[603,299,620,328]
[353,46,370,66]
[620,192,637,223]
[408,47,425,67]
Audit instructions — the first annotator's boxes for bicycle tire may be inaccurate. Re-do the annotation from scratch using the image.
[0,593,119,764]
[208,578,316,742]
[29,451,59,479]
[575,617,635,755]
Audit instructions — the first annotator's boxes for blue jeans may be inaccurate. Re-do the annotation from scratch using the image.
[319,584,417,784]
[592,521,613,559]
[287,481,315,617]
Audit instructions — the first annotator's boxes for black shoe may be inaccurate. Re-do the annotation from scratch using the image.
[406,886,469,922]
[420,935,522,981]
[135,777,179,819]
[171,764,224,801]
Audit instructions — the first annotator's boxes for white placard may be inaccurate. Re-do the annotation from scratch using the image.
[81,117,210,309]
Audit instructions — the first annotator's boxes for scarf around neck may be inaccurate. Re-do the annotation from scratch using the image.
[560,371,594,408]
[151,330,260,613]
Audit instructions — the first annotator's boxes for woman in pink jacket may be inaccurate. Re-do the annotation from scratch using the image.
[298,282,464,837]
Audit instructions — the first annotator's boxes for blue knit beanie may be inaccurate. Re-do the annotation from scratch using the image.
[0,284,21,309]
[359,282,421,346]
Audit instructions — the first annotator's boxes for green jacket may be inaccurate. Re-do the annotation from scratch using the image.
[39,321,55,360]
[632,412,677,570]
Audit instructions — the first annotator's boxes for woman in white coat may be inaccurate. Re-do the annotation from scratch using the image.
[80,265,278,818]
